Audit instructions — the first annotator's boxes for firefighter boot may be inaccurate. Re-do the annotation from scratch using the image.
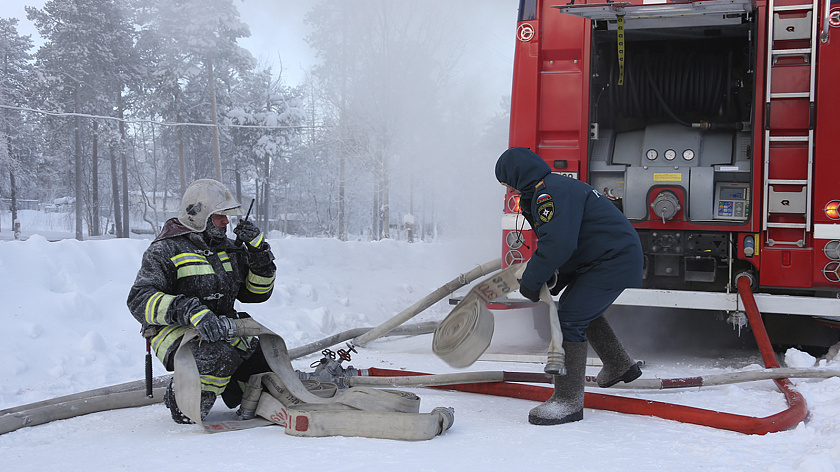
[163,379,217,423]
[163,378,194,424]
[528,341,587,425]
[199,391,216,421]
[585,315,641,388]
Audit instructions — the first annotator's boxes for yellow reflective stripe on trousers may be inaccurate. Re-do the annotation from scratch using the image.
[200,374,231,394]
[246,271,275,294]
[144,291,175,325]
[151,325,188,360]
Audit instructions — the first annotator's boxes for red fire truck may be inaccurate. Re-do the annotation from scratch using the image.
[502,0,840,348]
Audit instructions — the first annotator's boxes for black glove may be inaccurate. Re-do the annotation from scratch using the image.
[192,310,223,342]
[233,220,265,250]
[547,271,564,296]
[519,284,541,303]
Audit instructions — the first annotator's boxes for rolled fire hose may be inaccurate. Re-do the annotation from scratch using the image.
[351,258,502,348]
[432,262,565,375]
[173,318,454,440]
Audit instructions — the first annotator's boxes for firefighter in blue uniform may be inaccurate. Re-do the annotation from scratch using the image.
[495,147,644,425]
[127,179,276,424]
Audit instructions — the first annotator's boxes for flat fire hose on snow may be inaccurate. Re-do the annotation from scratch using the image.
[173,318,453,439]
[432,262,566,375]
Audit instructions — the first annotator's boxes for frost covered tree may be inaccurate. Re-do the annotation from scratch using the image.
[27,0,137,238]
[225,65,305,230]
[0,18,34,236]
[135,0,253,185]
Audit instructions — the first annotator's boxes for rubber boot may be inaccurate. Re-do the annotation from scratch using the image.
[163,378,194,424]
[585,315,641,388]
[528,341,587,425]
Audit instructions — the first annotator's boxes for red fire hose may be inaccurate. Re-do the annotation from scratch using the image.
[366,277,808,435]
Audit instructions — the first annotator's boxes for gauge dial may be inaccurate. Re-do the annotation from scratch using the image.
[646,149,658,160]
[683,149,695,161]
[664,149,676,160]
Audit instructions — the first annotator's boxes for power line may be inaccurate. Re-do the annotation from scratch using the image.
[0,103,323,130]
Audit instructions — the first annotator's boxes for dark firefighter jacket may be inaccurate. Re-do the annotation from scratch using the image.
[495,147,643,293]
[126,217,276,365]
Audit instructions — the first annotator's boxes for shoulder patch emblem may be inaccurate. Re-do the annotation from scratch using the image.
[537,201,554,223]
[536,193,552,204]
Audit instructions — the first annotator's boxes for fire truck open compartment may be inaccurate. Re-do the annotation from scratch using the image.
[577,4,757,290]
[505,0,840,349]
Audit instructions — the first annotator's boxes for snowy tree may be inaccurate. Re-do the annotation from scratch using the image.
[0,18,34,236]
[27,0,137,238]
[224,65,305,230]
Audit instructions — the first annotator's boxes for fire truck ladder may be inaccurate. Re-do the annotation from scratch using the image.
[762,0,820,247]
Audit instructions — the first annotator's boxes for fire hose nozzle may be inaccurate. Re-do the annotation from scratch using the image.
[217,316,263,342]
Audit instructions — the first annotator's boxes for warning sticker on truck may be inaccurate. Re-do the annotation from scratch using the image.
[653,173,683,182]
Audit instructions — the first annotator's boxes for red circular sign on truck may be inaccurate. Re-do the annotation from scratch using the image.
[518,23,535,42]
[830,8,840,28]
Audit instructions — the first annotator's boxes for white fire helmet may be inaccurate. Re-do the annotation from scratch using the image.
[178,179,244,232]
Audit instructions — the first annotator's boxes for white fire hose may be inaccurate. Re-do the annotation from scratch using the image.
[173,318,454,440]
[432,262,565,375]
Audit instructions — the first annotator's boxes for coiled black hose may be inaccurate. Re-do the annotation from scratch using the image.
[610,51,730,124]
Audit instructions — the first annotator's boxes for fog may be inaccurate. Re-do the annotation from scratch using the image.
[0,0,518,242]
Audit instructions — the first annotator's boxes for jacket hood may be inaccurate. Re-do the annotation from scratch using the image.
[495,147,552,198]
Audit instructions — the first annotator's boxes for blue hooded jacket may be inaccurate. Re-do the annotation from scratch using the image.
[495,147,643,292]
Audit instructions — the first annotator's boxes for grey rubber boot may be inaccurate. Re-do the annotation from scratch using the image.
[528,341,587,425]
[585,315,641,388]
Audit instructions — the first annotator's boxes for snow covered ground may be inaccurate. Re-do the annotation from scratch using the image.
[1,215,840,471]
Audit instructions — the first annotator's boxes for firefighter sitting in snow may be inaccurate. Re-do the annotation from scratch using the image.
[495,147,644,425]
[127,179,276,424]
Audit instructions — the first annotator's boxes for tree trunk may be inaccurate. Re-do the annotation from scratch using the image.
[74,83,84,241]
[4,119,17,237]
[109,144,122,238]
[207,59,222,181]
[382,150,390,239]
[176,90,186,195]
[119,89,129,238]
[90,120,100,236]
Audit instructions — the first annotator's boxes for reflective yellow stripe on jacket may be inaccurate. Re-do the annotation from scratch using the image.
[150,324,188,361]
[248,233,264,248]
[144,291,176,325]
[217,251,233,272]
[171,252,215,278]
[246,271,275,295]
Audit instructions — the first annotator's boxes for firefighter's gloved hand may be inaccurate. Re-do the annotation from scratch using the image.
[192,310,224,342]
[233,220,265,250]
[519,284,541,303]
